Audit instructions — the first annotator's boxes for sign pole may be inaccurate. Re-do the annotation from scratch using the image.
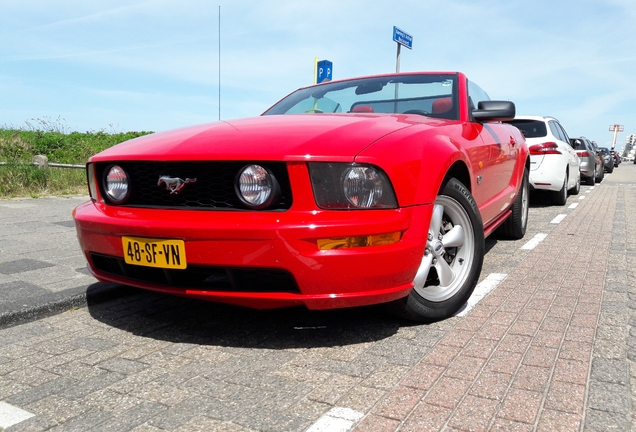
[613,127,618,150]
[394,43,401,112]
[392,26,412,112]
[609,124,624,150]
[218,5,221,121]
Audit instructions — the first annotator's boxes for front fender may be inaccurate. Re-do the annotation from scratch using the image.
[354,122,475,207]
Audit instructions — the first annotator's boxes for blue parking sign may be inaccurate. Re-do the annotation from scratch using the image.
[393,26,413,50]
[317,60,333,83]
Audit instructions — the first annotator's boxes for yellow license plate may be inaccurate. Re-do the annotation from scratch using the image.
[122,237,187,269]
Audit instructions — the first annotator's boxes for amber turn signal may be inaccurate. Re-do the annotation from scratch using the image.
[317,231,402,250]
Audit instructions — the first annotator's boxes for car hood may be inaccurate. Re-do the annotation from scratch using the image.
[91,115,419,163]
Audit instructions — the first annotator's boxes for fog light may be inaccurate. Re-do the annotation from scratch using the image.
[236,164,280,209]
[104,165,129,203]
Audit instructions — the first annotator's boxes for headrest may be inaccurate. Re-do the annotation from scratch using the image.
[432,98,452,114]
[351,105,374,113]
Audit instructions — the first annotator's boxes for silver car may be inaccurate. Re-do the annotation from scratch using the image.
[569,137,604,185]
[598,147,614,173]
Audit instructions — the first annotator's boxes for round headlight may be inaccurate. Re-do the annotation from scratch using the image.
[104,165,129,203]
[342,166,384,208]
[236,164,279,209]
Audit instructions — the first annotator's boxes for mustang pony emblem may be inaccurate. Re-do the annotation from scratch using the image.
[157,176,197,194]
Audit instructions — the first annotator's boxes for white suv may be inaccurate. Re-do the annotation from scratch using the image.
[506,116,580,205]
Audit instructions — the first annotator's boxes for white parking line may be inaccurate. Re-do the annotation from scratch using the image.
[585,189,592,193]
[306,407,364,432]
[551,214,567,224]
[0,402,35,429]
[589,186,595,190]
[455,273,507,317]
[521,233,548,250]
[579,195,586,200]
[0,203,38,209]
[568,203,579,209]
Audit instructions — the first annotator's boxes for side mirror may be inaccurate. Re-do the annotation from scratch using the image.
[473,101,515,122]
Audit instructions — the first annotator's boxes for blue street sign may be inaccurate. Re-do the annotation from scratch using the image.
[393,26,413,50]
[317,60,333,83]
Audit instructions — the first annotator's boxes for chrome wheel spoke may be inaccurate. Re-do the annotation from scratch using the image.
[429,204,444,237]
[413,252,433,290]
[441,225,464,248]
[436,258,454,286]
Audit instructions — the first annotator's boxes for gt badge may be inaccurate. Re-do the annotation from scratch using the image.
[158,176,197,194]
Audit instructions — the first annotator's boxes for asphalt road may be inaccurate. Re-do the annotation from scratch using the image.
[0,164,634,431]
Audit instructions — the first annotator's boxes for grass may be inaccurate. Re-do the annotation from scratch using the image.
[0,117,152,198]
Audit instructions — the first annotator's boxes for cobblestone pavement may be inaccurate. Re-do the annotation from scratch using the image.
[0,165,635,431]
[0,195,124,329]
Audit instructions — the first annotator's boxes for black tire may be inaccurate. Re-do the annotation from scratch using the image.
[569,171,580,195]
[551,171,568,205]
[497,167,529,239]
[607,165,614,173]
[387,178,484,322]
[587,167,596,185]
[595,166,604,183]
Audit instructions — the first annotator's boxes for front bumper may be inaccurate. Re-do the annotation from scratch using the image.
[73,200,432,310]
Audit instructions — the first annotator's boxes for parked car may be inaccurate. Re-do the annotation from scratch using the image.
[569,137,604,185]
[506,116,580,205]
[610,150,621,167]
[73,71,530,322]
[598,147,614,173]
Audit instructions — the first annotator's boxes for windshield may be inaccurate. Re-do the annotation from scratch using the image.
[263,73,459,120]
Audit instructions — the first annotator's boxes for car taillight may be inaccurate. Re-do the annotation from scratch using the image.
[577,151,590,157]
[529,142,562,155]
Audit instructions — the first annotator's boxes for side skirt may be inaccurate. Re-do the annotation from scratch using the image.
[483,209,512,238]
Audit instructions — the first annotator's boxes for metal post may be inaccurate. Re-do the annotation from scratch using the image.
[609,124,624,150]
[393,43,401,114]
[218,5,221,121]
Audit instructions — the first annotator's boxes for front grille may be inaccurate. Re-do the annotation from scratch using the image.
[96,161,292,210]
[90,253,300,293]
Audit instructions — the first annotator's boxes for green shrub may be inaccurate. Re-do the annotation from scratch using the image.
[0,162,50,195]
[0,119,153,197]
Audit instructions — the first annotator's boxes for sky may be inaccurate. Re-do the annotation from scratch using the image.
[1,0,635,152]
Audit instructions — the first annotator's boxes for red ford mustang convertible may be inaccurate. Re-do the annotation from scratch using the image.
[74,72,530,321]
